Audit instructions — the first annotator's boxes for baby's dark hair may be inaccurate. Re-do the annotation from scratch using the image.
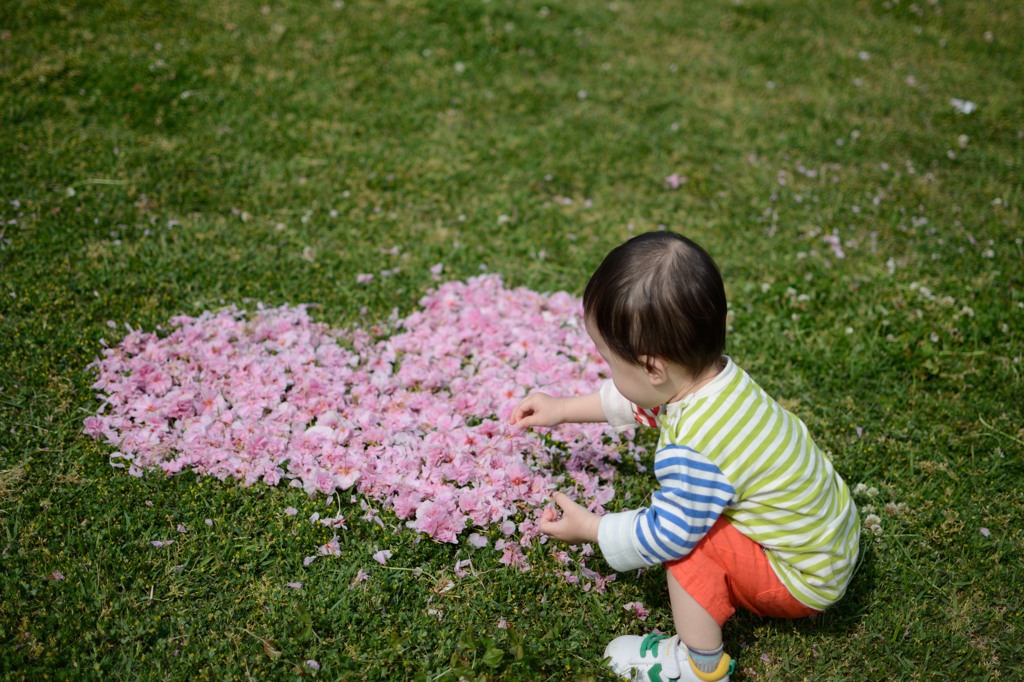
[583,232,727,376]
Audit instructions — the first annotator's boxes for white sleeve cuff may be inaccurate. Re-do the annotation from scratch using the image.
[599,379,636,431]
[597,509,651,572]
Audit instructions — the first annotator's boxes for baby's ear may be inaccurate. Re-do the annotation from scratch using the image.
[641,356,670,385]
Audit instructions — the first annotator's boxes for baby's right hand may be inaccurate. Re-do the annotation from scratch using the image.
[509,392,565,428]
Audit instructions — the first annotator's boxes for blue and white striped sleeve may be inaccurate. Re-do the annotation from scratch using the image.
[598,444,735,572]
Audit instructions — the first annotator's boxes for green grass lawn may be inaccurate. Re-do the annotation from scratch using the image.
[2,0,1022,679]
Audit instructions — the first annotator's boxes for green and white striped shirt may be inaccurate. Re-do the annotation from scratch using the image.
[597,357,860,610]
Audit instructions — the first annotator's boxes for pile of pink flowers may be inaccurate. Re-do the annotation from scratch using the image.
[85,275,633,571]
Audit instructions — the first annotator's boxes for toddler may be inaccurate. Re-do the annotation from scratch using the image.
[510,232,859,682]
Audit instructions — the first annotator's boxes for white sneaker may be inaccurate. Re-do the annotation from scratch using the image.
[602,633,734,682]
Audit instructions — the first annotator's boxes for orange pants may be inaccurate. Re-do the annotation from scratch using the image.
[665,516,821,626]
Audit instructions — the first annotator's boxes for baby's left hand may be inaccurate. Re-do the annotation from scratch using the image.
[538,491,601,545]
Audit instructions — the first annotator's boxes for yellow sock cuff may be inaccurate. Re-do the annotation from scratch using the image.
[689,652,733,681]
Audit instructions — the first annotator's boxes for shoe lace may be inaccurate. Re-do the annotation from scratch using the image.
[639,633,671,659]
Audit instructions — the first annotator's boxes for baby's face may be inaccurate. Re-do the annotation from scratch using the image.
[585,321,663,410]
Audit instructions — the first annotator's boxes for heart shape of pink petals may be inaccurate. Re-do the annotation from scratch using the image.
[85,275,629,547]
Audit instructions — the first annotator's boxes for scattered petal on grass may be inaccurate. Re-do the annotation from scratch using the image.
[321,514,347,529]
[50,570,65,581]
[979,527,990,538]
[623,601,649,619]
[372,549,392,565]
[950,98,977,115]
[467,533,488,549]
[664,173,687,189]
[319,536,341,557]
[305,659,320,671]
[822,230,846,259]
[284,507,298,516]
[348,569,369,588]
[303,555,317,567]
[151,540,173,548]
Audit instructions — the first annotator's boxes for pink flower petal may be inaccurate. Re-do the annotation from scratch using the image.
[348,569,369,588]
